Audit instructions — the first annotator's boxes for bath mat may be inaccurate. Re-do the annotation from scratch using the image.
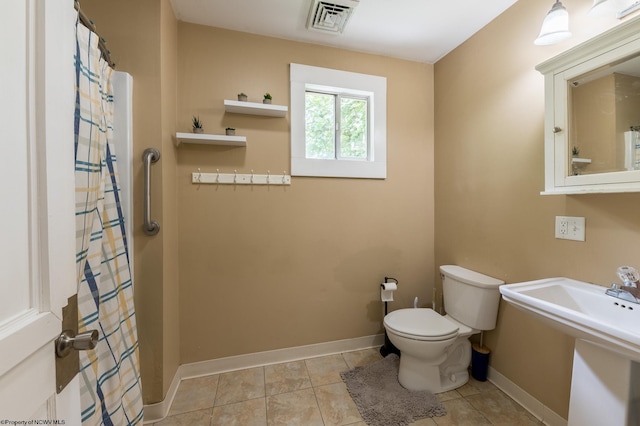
[340,354,446,426]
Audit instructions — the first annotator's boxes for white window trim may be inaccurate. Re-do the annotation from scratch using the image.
[290,63,387,179]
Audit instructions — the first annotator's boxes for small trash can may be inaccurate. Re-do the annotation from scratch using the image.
[471,343,490,381]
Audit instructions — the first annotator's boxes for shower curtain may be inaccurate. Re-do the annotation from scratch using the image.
[74,16,143,425]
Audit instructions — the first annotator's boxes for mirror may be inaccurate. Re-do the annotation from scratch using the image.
[569,53,640,176]
[537,16,640,194]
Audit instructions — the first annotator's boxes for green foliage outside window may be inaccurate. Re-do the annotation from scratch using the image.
[305,91,368,160]
[305,92,335,159]
[340,97,367,159]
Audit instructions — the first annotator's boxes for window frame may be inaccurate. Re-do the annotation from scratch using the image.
[290,63,387,179]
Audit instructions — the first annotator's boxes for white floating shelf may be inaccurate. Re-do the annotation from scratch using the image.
[175,132,246,147]
[224,100,288,117]
[571,158,592,164]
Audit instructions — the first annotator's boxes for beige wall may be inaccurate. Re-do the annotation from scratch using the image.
[81,0,640,414]
[160,0,180,402]
[81,0,179,404]
[176,23,435,363]
[434,0,640,418]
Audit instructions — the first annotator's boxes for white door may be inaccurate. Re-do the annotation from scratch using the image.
[0,0,79,422]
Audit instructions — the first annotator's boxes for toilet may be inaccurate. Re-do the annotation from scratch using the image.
[383,265,504,393]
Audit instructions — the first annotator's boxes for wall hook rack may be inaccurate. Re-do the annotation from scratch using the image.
[192,169,291,185]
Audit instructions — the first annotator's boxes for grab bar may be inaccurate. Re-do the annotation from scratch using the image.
[142,148,161,236]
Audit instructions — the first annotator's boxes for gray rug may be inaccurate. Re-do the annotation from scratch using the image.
[340,354,446,426]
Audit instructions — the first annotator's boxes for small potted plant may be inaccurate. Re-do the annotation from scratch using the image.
[237,93,248,102]
[225,127,236,136]
[263,93,272,104]
[192,116,203,133]
[572,146,580,157]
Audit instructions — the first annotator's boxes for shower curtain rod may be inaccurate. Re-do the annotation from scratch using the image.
[74,1,116,68]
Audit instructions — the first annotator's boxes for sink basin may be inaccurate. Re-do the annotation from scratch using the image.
[501,277,640,425]
[500,277,640,361]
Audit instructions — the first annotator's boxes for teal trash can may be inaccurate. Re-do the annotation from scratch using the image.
[471,343,490,381]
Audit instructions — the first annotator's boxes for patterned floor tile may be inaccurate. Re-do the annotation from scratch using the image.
[154,408,212,426]
[266,388,324,426]
[168,376,219,416]
[465,389,542,426]
[433,398,493,426]
[342,348,382,369]
[159,349,549,426]
[214,367,265,406]
[264,360,312,396]
[211,398,267,426]
[305,354,349,387]
[314,382,363,426]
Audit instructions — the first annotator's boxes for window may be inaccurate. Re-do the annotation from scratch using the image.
[290,63,387,179]
[305,90,369,160]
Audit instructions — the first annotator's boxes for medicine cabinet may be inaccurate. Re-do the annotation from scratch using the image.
[537,16,640,194]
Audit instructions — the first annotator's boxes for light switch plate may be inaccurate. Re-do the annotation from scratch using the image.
[555,216,586,241]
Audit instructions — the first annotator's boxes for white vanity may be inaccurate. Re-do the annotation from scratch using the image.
[537,16,640,194]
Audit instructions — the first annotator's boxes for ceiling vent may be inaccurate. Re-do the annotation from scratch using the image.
[306,0,359,34]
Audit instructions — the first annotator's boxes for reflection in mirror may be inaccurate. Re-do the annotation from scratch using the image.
[569,53,640,175]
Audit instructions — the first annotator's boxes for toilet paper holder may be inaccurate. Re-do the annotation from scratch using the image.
[380,277,401,357]
[381,277,398,304]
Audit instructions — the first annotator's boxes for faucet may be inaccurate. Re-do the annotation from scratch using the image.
[605,266,640,304]
[605,283,640,304]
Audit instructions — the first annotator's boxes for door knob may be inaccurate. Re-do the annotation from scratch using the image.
[55,329,99,358]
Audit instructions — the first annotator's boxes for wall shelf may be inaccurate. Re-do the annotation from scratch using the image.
[571,158,592,164]
[175,132,246,147]
[224,100,288,117]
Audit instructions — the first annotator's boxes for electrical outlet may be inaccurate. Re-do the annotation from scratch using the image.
[555,216,585,241]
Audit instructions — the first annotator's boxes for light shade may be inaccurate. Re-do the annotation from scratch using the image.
[588,0,627,17]
[535,1,572,46]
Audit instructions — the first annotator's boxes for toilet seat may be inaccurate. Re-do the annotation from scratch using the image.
[384,308,459,341]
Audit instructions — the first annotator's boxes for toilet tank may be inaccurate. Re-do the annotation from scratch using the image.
[440,265,504,330]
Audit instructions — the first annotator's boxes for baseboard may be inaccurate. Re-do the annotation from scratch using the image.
[142,334,385,424]
[488,366,567,426]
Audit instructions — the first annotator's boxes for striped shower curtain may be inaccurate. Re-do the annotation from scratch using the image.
[74,16,143,425]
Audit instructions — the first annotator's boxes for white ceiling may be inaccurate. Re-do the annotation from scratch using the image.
[170,0,519,64]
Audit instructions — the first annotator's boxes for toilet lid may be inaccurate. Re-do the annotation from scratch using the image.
[384,309,459,341]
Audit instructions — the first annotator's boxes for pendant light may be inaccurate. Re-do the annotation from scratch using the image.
[589,0,614,16]
[588,0,629,17]
[534,0,572,45]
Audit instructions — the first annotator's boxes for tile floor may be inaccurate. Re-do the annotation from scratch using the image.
[153,348,544,426]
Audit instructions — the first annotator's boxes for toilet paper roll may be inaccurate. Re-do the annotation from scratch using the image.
[381,282,397,302]
[381,282,397,291]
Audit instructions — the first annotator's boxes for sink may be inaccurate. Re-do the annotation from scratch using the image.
[500,277,640,425]
[500,277,640,361]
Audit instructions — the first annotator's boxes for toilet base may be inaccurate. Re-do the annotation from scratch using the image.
[437,368,469,393]
[396,337,472,393]
[397,355,470,393]
[397,352,444,392]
